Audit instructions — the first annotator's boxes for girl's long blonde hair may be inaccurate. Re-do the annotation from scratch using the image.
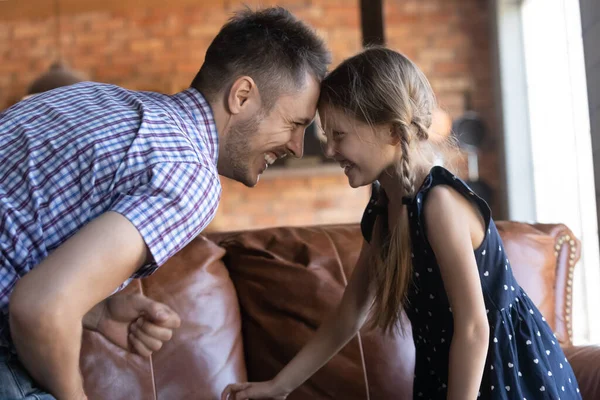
[320,47,445,334]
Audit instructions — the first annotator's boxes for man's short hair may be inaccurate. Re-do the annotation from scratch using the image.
[191,7,331,110]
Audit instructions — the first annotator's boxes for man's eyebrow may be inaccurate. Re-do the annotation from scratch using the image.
[294,117,312,126]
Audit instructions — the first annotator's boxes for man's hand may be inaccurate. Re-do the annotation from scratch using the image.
[85,291,181,356]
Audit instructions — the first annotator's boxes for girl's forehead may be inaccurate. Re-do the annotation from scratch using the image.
[318,106,355,130]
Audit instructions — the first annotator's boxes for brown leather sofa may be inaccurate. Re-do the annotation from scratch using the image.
[80,222,600,399]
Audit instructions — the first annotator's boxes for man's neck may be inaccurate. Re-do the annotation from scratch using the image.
[205,94,229,140]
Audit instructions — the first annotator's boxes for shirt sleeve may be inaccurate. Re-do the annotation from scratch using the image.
[109,162,221,278]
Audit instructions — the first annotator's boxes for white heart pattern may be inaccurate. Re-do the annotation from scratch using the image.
[526,340,532,345]
[546,350,551,355]
[484,271,489,276]
[508,362,514,368]
[518,371,522,377]
[540,386,545,392]
[482,249,486,256]
[534,359,539,364]
[494,337,498,343]
[505,386,510,391]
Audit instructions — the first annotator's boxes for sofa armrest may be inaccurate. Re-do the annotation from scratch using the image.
[563,345,600,399]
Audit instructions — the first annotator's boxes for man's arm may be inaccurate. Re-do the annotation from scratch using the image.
[9,211,149,400]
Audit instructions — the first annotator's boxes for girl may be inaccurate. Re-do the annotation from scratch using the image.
[222,47,581,400]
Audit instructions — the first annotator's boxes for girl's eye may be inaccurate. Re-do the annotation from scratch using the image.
[332,130,345,140]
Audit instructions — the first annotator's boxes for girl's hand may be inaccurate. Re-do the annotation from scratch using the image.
[221,380,290,400]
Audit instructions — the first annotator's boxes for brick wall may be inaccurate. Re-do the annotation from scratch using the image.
[0,0,497,231]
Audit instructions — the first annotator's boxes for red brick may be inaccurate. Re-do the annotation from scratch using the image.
[433,61,470,76]
[292,6,325,22]
[12,23,51,39]
[0,63,21,75]
[89,17,125,32]
[130,38,165,52]
[75,32,109,47]
[320,7,359,26]
[0,24,10,40]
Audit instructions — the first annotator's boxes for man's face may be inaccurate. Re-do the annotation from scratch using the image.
[221,73,320,187]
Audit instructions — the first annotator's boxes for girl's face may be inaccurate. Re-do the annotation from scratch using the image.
[320,105,399,188]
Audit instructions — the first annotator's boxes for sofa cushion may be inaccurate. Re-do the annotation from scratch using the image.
[219,224,415,399]
[142,235,247,399]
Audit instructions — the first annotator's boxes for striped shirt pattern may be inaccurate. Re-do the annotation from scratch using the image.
[0,82,221,324]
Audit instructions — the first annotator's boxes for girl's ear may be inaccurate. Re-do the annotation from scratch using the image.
[388,123,402,146]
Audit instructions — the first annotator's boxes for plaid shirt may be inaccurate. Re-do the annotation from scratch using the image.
[0,82,221,338]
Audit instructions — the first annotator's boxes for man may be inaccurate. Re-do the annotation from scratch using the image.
[0,7,330,399]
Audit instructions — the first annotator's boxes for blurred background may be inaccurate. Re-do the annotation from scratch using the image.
[1,0,598,343]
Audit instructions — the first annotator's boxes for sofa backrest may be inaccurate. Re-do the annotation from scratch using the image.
[79,221,580,400]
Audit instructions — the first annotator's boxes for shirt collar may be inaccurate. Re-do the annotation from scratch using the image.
[171,87,219,166]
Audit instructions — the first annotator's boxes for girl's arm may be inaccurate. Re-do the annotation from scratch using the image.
[423,185,490,400]
[222,240,376,400]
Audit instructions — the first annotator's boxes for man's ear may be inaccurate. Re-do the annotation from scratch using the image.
[227,76,258,115]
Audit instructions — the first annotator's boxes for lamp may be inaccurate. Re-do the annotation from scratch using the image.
[452,91,493,204]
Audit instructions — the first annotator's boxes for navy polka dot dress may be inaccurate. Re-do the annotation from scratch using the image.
[361,166,582,399]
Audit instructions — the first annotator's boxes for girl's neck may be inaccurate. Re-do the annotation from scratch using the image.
[378,162,432,201]
[377,161,433,222]
[379,165,430,232]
